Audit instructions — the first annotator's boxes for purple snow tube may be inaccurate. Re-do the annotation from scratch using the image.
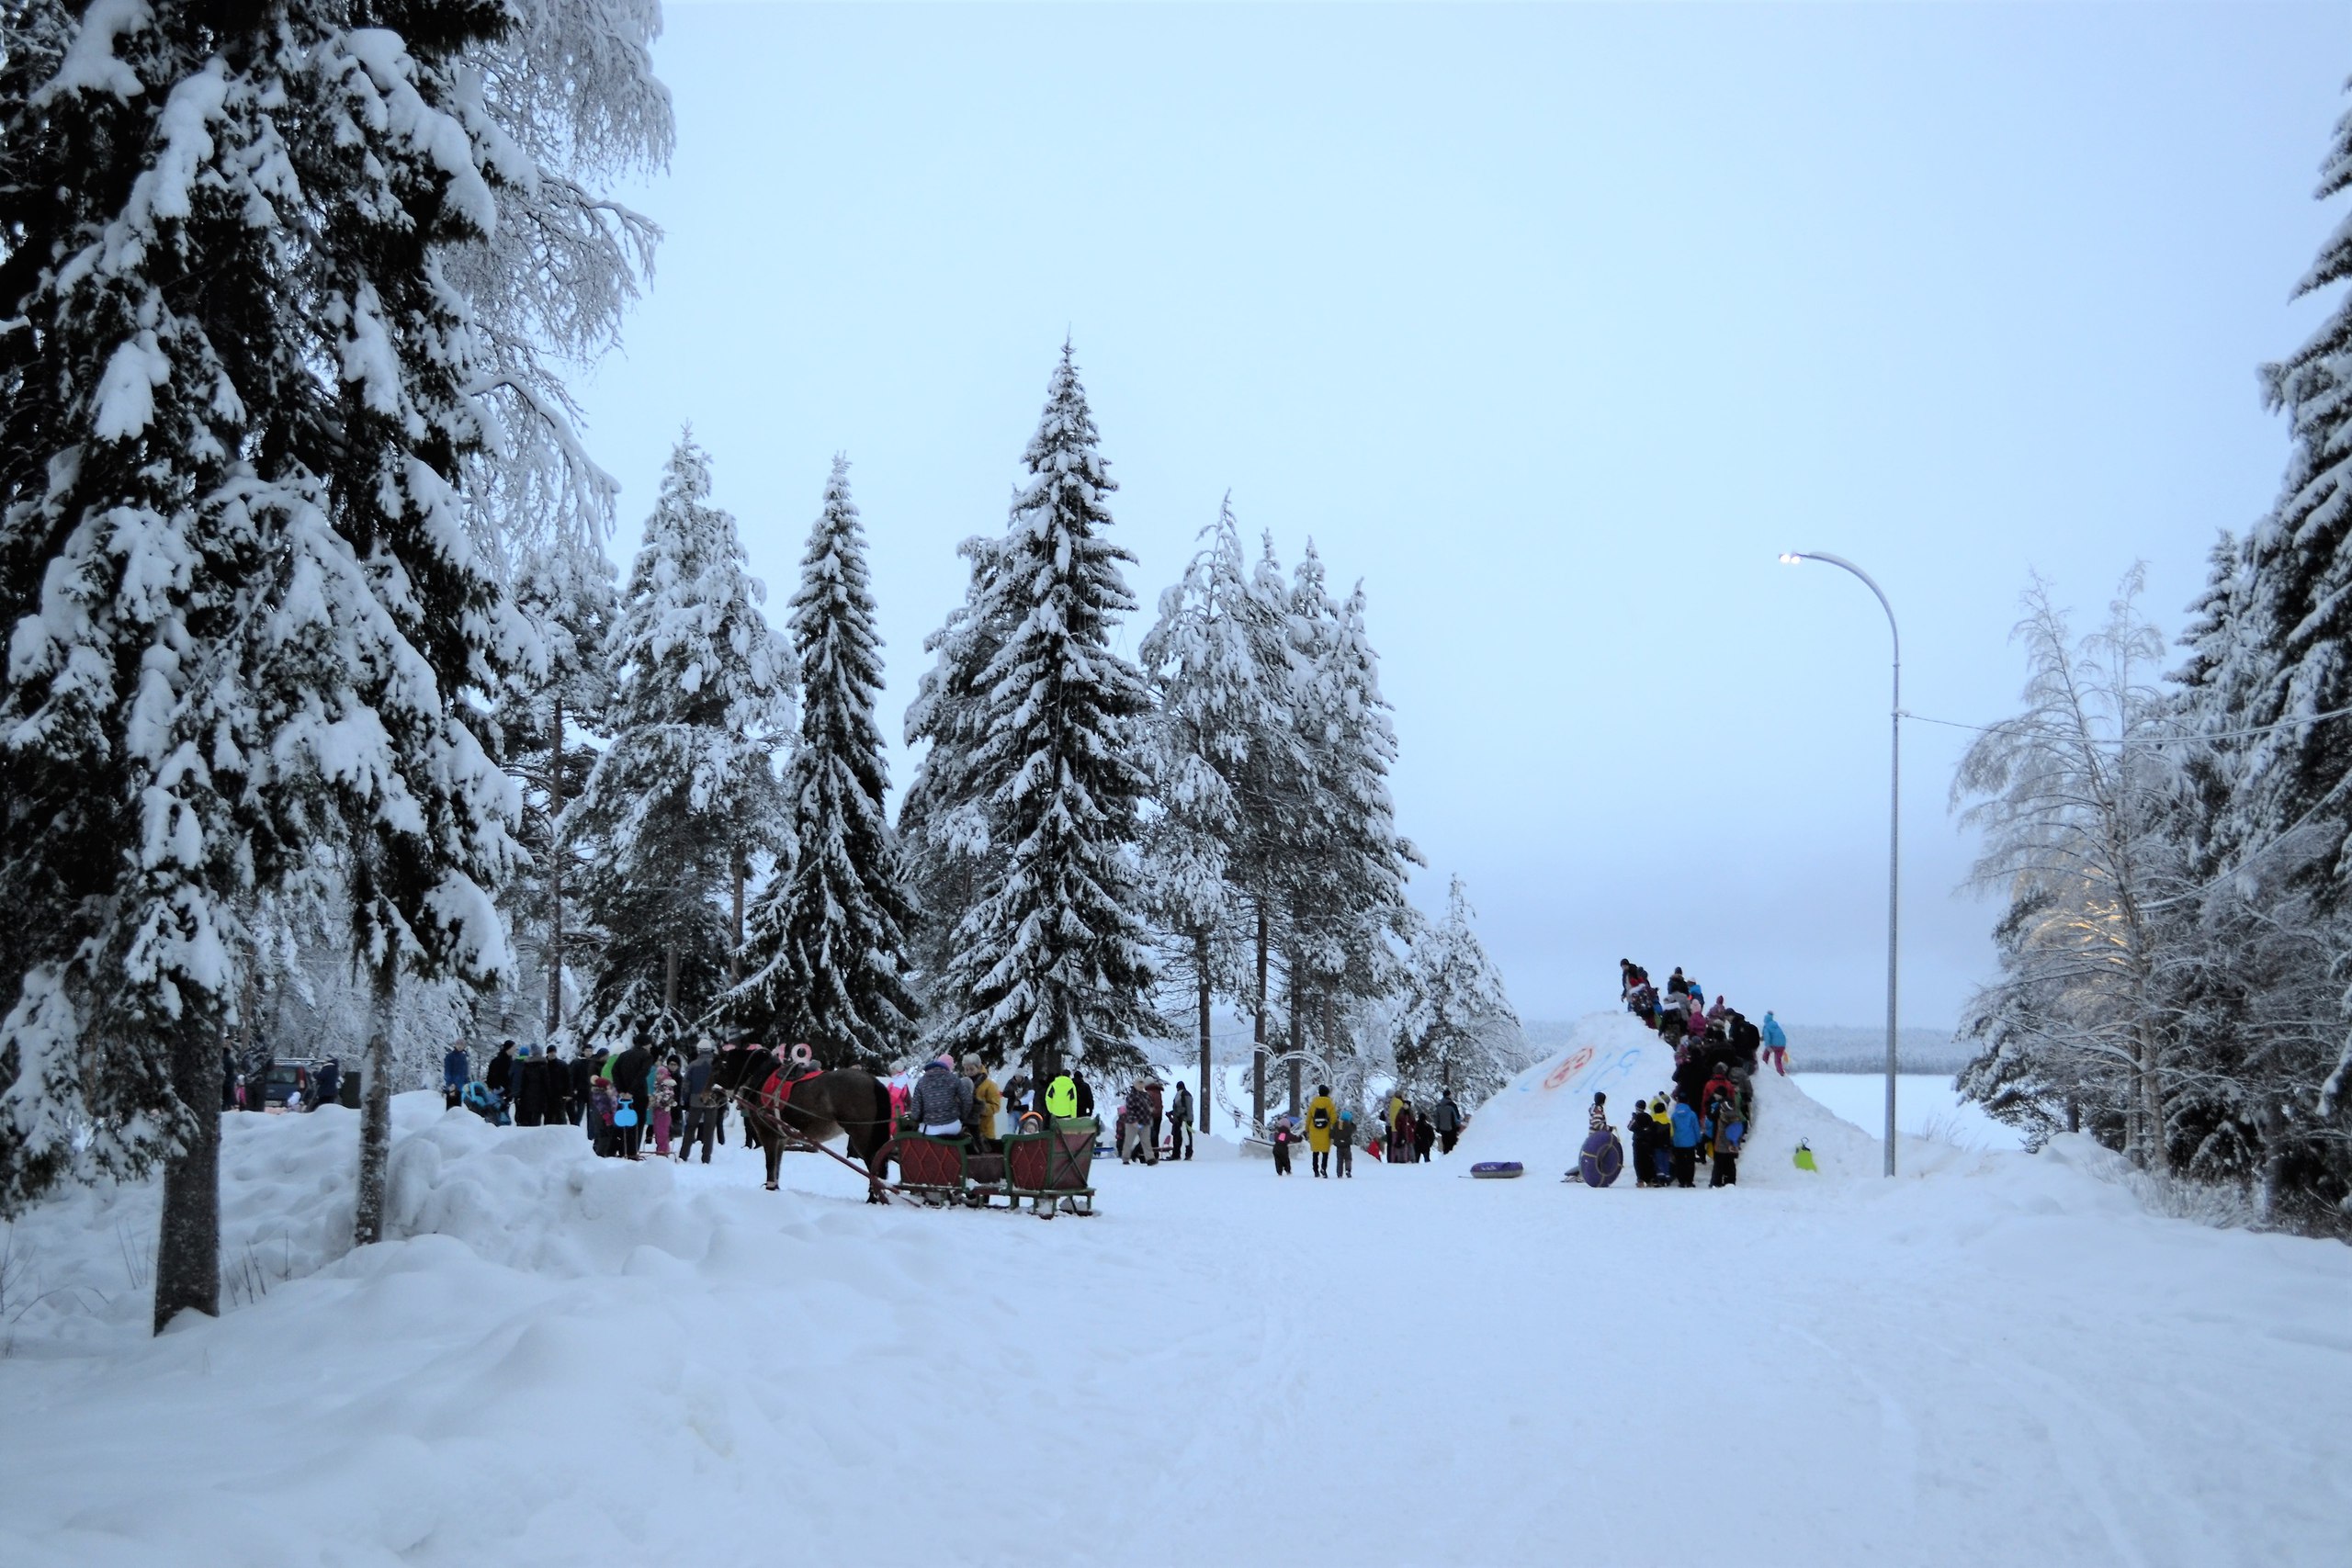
[1578,1131,1624,1189]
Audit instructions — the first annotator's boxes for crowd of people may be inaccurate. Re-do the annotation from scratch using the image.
[432,965,1778,1191]
[443,1031,737,1164]
[1263,1085,1464,1177]
[437,1032,1217,1175]
[1614,959,1778,1188]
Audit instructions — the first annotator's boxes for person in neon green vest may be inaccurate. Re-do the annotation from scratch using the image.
[1045,1073,1079,1121]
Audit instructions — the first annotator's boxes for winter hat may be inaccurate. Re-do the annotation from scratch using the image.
[1317,1084,1329,1096]
[1340,1111,1354,1122]
[1592,1091,1606,1104]
[961,1054,984,1075]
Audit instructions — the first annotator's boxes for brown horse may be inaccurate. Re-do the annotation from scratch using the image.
[711,1049,896,1201]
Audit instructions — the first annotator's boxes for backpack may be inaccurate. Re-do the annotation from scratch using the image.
[1310,1105,1331,1131]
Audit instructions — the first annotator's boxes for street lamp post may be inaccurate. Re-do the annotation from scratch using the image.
[1778,551,1901,1178]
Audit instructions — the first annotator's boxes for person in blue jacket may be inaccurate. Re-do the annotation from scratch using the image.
[1668,1092,1703,1189]
[1760,1012,1789,1076]
[442,1043,469,1110]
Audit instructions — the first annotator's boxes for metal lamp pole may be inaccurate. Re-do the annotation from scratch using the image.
[1779,551,1901,1178]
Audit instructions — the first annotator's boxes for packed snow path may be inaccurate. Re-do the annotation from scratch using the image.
[1,1018,2346,1567]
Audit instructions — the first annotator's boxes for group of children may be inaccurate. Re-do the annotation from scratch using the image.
[1264,1086,1462,1175]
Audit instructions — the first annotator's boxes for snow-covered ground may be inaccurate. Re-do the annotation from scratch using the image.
[1,1012,2346,1567]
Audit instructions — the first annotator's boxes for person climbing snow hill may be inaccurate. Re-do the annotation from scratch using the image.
[1668,1094,1702,1188]
[1707,1094,1746,1188]
[1306,1087,1338,1178]
[1761,1012,1788,1075]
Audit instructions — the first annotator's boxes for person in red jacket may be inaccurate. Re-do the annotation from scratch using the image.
[1702,1063,1738,1121]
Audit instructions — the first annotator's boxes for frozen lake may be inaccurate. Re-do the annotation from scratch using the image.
[1793,1072,2026,1151]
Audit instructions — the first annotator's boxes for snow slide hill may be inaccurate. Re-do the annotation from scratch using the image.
[1453,1010,1881,1181]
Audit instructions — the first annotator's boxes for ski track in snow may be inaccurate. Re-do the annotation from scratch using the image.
[0,1013,2346,1568]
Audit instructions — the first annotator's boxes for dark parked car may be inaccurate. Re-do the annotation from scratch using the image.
[262,1058,335,1111]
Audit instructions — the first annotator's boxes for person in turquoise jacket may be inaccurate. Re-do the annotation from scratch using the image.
[1761,1012,1789,1076]
[1668,1094,1702,1189]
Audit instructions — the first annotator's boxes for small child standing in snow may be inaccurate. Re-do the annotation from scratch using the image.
[1334,1111,1356,1178]
[1271,1117,1296,1176]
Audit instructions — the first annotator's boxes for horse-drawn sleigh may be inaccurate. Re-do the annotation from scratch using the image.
[708,1048,1099,1216]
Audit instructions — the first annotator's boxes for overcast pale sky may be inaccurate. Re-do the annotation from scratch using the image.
[574,2,2348,1030]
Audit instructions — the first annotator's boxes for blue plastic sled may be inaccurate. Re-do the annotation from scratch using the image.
[1578,1132,1624,1189]
[1470,1161,1524,1179]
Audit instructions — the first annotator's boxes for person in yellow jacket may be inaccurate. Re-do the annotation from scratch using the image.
[963,1055,1002,1146]
[1045,1072,1079,1121]
[1305,1086,1339,1178]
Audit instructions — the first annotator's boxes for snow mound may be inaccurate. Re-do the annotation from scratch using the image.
[1452,1010,1883,1184]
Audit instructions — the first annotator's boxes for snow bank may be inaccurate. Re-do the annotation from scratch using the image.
[4,1072,2349,1568]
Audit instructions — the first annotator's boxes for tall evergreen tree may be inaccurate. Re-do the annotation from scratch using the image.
[2220,87,2352,900]
[572,434,794,1045]
[1391,876,1521,1104]
[931,346,1160,1077]
[499,543,617,1038]
[0,0,545,1302]
[899,533,1011,1022]
[1283,553,1419,1111]
[729,458,916,1066]
[1139,497,1293,1131]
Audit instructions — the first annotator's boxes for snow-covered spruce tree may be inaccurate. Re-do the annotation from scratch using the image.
[930,346,1161,1078]
[2198,93,2352,1220]
[1282,555,1419,1111]
[1390,876,1521,1105]
[898,532,1010,1025]
[2219,85,2352,905]
[1138,497,1292,1131]
[0,1,538,1281]
[727,457,916,1067]
[2164,538,2351,1220]
[571,434,793,1047]
[1229,531,1312,1126]
[498,543,617,1038]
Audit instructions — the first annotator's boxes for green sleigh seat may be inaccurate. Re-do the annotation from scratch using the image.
[1002,1117,1099,1217]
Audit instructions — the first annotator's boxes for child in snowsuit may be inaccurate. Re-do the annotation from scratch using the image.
[1334,1111,1356,1178]
[1271,1117,1296,1175]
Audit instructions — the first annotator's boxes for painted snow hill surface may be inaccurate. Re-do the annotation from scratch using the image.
[3,1027,2350,1568]
[1453,1009,1881,1182]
